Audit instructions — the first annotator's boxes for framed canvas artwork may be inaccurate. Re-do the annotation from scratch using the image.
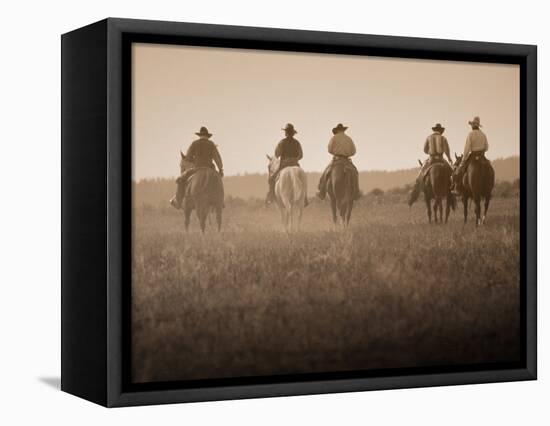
[61,18,537,407]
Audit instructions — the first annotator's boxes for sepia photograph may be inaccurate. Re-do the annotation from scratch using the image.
[130,42,521,384]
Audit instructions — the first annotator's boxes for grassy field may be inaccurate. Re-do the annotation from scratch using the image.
[131,194,520,383]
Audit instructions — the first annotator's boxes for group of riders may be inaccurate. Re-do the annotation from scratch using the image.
[414,116,490,198]
[169,116,490,210]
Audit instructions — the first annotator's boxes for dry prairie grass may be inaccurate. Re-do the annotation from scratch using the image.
[131,196,520,383]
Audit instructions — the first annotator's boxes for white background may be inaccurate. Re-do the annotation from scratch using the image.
[0,0,546,424]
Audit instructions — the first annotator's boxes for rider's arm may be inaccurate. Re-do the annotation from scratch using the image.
[274,140,283,158]
[348,138,357,157]
[482,133,489,152]
[296,141,303,160]
[328,137,335,156]
[423,137,430,155]
[443,136,452,162]
[463,133,472,158]
[186,141,197,163]
[211,143,224,175]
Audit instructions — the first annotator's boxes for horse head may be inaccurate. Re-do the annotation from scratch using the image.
[180,151,194,174]
[408,159,426,207]
[266,154,280,178]
[452,153,463,170]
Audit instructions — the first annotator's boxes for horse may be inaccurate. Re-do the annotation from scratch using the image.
[453,153,495,226]
[177,151,224,232]
[408,159,455,224]
[266,155,307,233]
[327,159,355,226]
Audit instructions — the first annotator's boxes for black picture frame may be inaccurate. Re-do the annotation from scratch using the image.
[61,17,537,407]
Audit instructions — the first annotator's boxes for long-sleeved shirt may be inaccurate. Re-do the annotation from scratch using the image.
[275,137,303,160]
[463,129,489,157]
[424,133,450,158]
[328,133,356,157]
[186,138,223,171]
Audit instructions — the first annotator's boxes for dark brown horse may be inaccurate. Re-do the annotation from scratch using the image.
[178,152,224,232]
[327,160,355,226]
[453,153,495,226]
[409,160,455,223]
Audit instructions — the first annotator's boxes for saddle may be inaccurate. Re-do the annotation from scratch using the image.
[280,157,300,169]
[469,152,488,163]
[422,157,453,187]
[331,155,355,172]
[176,165,217,183]
[423,156,450,175]
[461,152,490,175]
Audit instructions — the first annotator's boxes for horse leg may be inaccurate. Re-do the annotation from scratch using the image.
[290,204,301,233]
[283,208,291,233]
[197,206,207,233]
[288,205,293,233]
[184,205,192,232]
[474,195,482,226]
[340,204,346,226]
[425,197,432,223]
[293,205,302,233]
[209,205,216,226]
[215,206,222,232]
[482,195,491,225]
[278,206,286,231]
[445,197,451,224]
[330,196,338,225]
[463,196,469,225]
[346,202,353,226]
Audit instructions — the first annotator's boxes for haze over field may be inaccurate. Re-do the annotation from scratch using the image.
[133,156,519,206]
[132,196,520,382]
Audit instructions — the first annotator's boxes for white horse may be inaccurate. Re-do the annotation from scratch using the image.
[267,155,308,233]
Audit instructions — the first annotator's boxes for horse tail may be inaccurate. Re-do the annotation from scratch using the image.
[283,167,306,205]
[295,168,307,204]
[276,169,292,209]
[468,158,495,199]
[428,163,452,199]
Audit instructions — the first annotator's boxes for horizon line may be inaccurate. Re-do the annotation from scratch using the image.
[133,155,519,182]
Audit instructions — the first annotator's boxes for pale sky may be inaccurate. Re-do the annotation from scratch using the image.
[132,43,519,179]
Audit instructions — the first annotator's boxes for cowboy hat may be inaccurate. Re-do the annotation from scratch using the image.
[195,126,212,137]
[282,123,297,134]
[332,123,348,134]
[432,123,445,132]
[468,116,482,127]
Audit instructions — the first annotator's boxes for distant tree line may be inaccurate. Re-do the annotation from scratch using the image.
[133,157,520,209]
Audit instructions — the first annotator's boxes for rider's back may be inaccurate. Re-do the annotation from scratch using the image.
[329,133,356,157]
[187,138,218,167]
[276,137,303,160]
[464,129,488,157]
